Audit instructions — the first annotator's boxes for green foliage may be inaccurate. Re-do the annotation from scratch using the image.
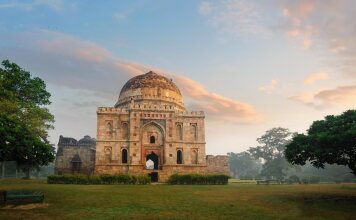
[167,173,230,185]
[288,175,300,183]
[0,60,55,178]
[248,127,295,180]
[47,174,151,185]
[228,151,261,179]
[285,110,356,176]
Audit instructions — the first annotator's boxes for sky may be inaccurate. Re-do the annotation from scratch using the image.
[0,0,355,155]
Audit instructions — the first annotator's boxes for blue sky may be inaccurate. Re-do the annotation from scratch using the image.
[1,0,355,154]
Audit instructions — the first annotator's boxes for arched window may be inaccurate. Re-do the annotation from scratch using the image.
[122,123,129,139]
[191,150,198,164]
[122,149,128,164]
[150,135,155,144]
[191,124,197,141]
[176,123,183,140]
[104,147,112,163]
[106,122,113,138]
[177,150,183,164]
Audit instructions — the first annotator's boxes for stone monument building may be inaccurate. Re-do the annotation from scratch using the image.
[55,135,96,175]
[95,71,207,181]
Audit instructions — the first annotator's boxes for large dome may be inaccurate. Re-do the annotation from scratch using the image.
[115,71,185,110]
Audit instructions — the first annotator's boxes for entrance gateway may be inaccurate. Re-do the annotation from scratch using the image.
[146,151,159,182]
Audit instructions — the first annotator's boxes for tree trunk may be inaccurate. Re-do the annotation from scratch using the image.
[24,167,31,179]
[348,164,356,177]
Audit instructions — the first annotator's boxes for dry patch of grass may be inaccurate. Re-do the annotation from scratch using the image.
[2,203,49,210]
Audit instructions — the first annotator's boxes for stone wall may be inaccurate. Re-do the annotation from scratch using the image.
[206,155,230,175]
[55,135,96,175]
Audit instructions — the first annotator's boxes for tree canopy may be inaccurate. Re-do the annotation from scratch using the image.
[285,110,356,176]
[0,60,55,178]
[248,127,294,180]
[228,152,261,179]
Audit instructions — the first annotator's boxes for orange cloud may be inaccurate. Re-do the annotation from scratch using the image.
[153,70,260,124]
[290,84,356,109]
[304,72,329,85]
[259,79,278,94]
[3,30,260,124]
[39,31,112,63]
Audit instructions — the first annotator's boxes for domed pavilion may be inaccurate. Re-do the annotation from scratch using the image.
[95,71,206,182]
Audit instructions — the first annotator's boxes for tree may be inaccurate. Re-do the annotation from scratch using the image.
[248,127,294,180]
[0,60,55,178]
[228,152,261,179]
[285,110,356,176]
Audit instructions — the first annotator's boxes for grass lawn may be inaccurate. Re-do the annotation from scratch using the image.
[0,179,356,220]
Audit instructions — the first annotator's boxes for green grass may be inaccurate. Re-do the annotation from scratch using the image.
[0,179,356,220]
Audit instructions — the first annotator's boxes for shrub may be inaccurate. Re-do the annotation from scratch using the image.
[100,174,116,184]
[309,176,320,184]
[136,175,151,185]
[47,173,151,185]
[168,173,230,185]
[288,175,300,183]
[88,175,101,184]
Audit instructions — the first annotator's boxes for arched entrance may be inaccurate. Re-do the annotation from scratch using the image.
[149,172,158,182]
[146,151,158,170]
[141,121,165,170]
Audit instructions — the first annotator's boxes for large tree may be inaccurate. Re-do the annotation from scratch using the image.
[285,110,356,176]
[248,127,294,180]
[0,60,55,178]
[228,152,261,179]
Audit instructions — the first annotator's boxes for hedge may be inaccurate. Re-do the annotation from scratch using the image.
[168,173,230,185]
[47,174,151,185]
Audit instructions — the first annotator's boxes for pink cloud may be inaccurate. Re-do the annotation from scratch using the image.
[152,70,260,124]
[290,84,356,109]
[0,30,260,124]
[304,72,329,85]
[39,31,112,63]
[259,79,278,94]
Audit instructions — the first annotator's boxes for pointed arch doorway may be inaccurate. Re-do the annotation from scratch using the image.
[146,151,159,170]
[141,121,165,175]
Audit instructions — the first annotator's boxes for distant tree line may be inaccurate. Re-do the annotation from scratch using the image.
[229,110,356,182]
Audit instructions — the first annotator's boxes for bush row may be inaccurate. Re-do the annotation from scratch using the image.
[47,174,151,185]
[168,173,230,185]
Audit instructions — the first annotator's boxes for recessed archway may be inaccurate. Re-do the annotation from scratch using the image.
[122,148,128,164]
[146,151,159,170]
[177,150,183,164]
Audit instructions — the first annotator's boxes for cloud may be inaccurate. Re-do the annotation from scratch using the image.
[280,0,356,76]
[198,0,271,37]
[304,72,329,85]
[259,80,278,94]
[113,12,128,22]
[170,74,259,123]
[0,30,259,124]
[198,2,212,15]
[200,1,356,112]
[199,1,356,78]
[0,0,63,11]
[290,84,356,109]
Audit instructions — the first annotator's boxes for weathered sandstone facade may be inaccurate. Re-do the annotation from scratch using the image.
[95,71,207,182]
[206,155,229,175]
[55,135,96,175]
